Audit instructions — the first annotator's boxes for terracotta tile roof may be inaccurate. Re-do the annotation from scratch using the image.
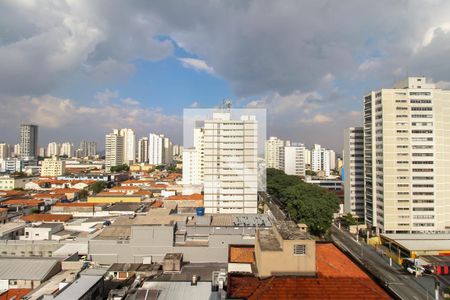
[33,193,66,199]
[122,179,154,184]
[2,199,43,206]
[0,190,28,197]
[0,288,32,300]
[227,243,391,300]
[133,190,152,196]
[0,208,7,212]
[110,186,141,191]
[50,188,82,193]
[21,214,72,222]
[96,191,127,196]
[150,201,164,208]
[166,193,203,201]
[150,184,167,189]
[229,246,255,263]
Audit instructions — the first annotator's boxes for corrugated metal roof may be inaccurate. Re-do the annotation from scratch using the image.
[0,258,59,280]
[141,281,212,300]
[54,275,103,300]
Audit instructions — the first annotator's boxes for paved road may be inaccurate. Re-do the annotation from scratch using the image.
[331,225,435,300]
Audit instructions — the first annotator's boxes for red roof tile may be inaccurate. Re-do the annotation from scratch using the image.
[2,199,43,206]
[0,288,32,300]
[21,214,72,222]
[166,193,203,201]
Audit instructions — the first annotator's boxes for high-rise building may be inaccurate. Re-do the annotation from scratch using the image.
[113,128,136,164]
[311,144,330,177]
[329,150,336,170]
[343,127,364,220]
[148,133,173,165]
[13,144,20,157]
[105,132,124,172]
[284,143,306,177]
[364,77,450,234]
[304,149,311,166]
[202,110,258,214]
[41,157,66,177]
[20,124,38,158]
[163,137,173,164]
[265,137,286,170]
[79,141,97,157]
[47,142,60,157]
[137,137,149,163]
[60,142,73,157]
[0,143,9,160]
[38,147,46,157]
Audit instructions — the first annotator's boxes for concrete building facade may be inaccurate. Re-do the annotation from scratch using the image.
[284,143,306,177]
[343,127,365,219]
[364,77,450,234]
[20,124,38,159]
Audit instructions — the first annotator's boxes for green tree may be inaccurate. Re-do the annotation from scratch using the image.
[155,165,165,171]
[266,168,340,237]
[88,181,107,194]
[305,170,317,176]
[110,164,130,172]
[341,213,357,227]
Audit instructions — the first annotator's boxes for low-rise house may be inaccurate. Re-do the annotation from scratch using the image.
[0,176,38,191]
[51,202,107,217]
[88,192,143,203]
[20,223,64,241]
[164,193,204,208]
[0,258,61,290]
[33,193,67,205]
[0,223,26,240]
[1,199,44,214]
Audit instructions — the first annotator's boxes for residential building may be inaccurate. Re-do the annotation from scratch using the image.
[137,137,149,163]
[182,128,205,185]
[114,128,136,164]
[284,143,306,177]
[105,132,124,172]
[329,149,336,170]
[343,127,365,219]
[38,147,46,157]
[202,110,258,214]
[311,144,330,177]
[46,142,60,157]
[0,143,9,160]
[149,133,173,165]
[265,137,285,170]
[79,141,97,157]
[364,77,450,234]
[304,148,311,166]
[0,176,37,190]
[41,157,66,177]
[20,124,38,158]
[60,142,73,157]
[0,158,37,173]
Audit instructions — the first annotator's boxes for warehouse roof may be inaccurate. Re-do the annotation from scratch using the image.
[0,258,59,280]
[54,275,103,300]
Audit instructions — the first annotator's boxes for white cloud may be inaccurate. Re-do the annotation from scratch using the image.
[121,97,140,106]
[300,113,332,125]
[178,57,215,74]
[90,58,136,83]
[190,101,200,108]
[95,89,119,104]
[358,59,380,72]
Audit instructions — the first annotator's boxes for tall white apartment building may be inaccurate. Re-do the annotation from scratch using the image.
[364,77,450,234]
[0,143,9,160]
[203,111,258,214]
[39,147,46,157]
[105,132,124,172]
[47,142,60,157]
[41,157,66,177]
[284,143,306,177]
[304,149,311,166]
[182,128,205,185]
[113,128,136,164]
[311,144,330,177]
[20,124,38,158]
[13,144,20,157]
[60,142,73,157]
[137,137,149,163]
[79,141,97,157]
[265,137,286,170]
[329,150,336,170]
[149,133,173,165]
[343,127,365,219]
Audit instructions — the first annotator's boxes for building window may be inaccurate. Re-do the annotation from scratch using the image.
[293,244,306,255]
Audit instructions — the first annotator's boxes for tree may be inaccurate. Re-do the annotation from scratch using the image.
[88,181,107,194]
[341,213,357,227]
[110,164,129,172]
[305,170,317,176]
[155,165,165,171]
[266,168,340,237]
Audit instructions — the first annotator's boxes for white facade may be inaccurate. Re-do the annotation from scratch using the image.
[182,148,202,185]
[364,77,450,233]
[202,111,258,214]
[0,143,9,160]
[41,157,66,177]
[47,142,60,157]
[304,149,311,166]
[79,141,97,157]
[311,144,330,177]
[20,124,38,158]
[329,150,336,170]
[284,144,306,177]
[137,137,149,163]
[114,128,136,164]
[105,132,124,171]
[265,137,285,170]
[343,127,364,219]
[60,142,73,157]
[149,133,173,165]
[0,176,37,190]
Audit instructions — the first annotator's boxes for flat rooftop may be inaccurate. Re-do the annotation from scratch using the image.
[151,263,227,282]
[382,233,450,251]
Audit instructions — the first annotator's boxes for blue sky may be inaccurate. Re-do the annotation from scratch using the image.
[1,1,450,151]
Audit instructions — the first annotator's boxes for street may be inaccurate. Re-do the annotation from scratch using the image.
[331,225,437,300]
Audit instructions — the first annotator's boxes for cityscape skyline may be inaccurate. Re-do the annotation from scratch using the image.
[2,2,450,151]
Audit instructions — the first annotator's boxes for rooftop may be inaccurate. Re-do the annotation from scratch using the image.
[382,233,450,251]
[21,214,72,223]
[54,275,103,300]
[0,258,59,280]
[151,263,227,282]
[0,222,26,236]
[2,199,43,206]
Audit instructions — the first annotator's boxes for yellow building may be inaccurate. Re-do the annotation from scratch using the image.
[255,221,316,277]
[88,192,143,203]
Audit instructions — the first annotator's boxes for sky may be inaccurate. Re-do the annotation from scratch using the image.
[1,0,450,152]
